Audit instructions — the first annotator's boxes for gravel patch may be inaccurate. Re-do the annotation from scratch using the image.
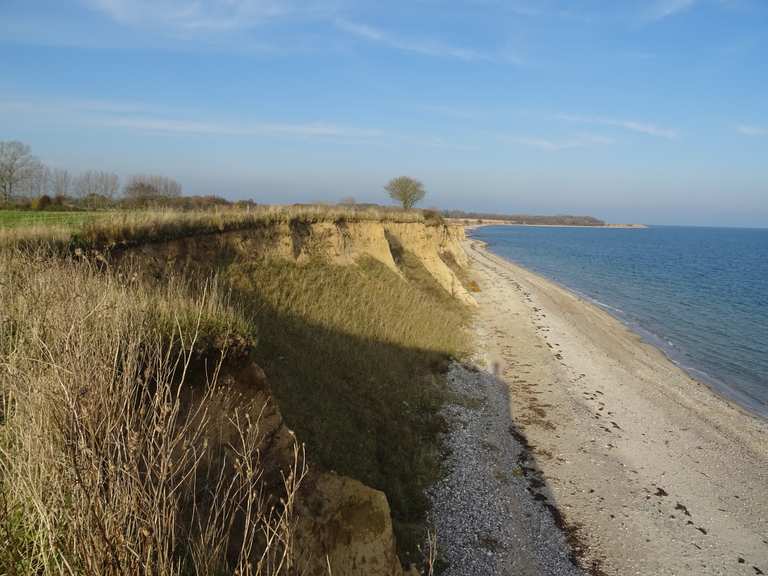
[428,343,585,576]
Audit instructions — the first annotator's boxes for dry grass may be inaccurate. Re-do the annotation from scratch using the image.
[0,205,428,250]
[0,251,305,575]
[0,224,74,249]
[0,206,469,572]
[227,254,468,562]
[75,205,427,249]
[420,531,438,576]
[466,280,481,292]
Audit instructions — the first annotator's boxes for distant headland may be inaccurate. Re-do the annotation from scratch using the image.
[441,210,647,228]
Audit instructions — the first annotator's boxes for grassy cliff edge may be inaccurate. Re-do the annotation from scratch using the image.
[0,207,473,574]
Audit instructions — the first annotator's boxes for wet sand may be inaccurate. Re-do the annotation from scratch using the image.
[465,239,768,575]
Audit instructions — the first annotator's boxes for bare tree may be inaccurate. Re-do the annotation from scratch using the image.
[51,168,72,198]
[339,196,357,205]
[99,172,120,199]
[0,141,40,203]
[385,176,426,210]
[74,171,97,198]
[75,170,120,199]
[23,163,50,198]
[124,174,182,201]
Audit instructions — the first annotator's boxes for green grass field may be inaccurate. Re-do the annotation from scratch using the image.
[0,210,105,229]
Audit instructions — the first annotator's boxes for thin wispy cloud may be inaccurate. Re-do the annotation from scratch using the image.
[103,116,383,139]
[335,19,491,61]
[388,133,480,152]
[737,124,768,136]
[421,105,477,120]
[0,95,382,140]
[466,0,542,17]
[647,0,697,21]
[507,134,614,152]
[108,115,489,153]
[558,114,679,139]
[0,96,151,117]
[0,94,489,150]
[465,0,593,21]
[83,0,297,31]
[70,99,149,114]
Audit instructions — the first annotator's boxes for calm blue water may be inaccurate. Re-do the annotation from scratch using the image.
[471,225,768,419]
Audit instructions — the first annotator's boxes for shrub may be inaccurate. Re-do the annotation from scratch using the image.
[30,194,52,211]
[422,209,444,226]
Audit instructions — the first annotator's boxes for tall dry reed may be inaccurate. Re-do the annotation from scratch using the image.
[0,250,305,575]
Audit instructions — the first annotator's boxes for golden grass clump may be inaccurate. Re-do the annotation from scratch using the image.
[0,224,73,250]
[0,250,305,575]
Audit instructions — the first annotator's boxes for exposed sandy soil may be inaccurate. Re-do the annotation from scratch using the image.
[464,239,768,576]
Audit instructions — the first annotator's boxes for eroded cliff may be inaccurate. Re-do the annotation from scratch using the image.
[112,218,472,574]
[213,356,411,575]
[120,219,475,306]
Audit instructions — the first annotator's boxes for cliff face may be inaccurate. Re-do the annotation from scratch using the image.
[123,220,476,306]
[381,222,473,305]
[117,219,471,575]
[215,358,409,576]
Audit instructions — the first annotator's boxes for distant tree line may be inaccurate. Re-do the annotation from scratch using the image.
[442,209,605,227]
[0,140,256,211]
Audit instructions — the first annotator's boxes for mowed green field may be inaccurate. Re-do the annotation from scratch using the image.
[0,210,105,229]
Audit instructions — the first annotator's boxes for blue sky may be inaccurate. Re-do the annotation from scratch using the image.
[1,0,766,225]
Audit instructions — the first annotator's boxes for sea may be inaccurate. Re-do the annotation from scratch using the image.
[469,225,768,419]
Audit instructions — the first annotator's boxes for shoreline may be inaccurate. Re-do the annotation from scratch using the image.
[469,235,766,422]
[454,221,648,230]
[456,239,768,575]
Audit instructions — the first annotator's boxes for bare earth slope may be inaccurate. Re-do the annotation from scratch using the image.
[465,240,768,576]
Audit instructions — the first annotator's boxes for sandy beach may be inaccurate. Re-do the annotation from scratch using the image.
[434,239,768,575]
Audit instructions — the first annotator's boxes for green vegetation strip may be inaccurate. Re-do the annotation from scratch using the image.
[0,210,105,229]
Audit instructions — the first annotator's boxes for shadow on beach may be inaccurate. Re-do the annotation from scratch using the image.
[427,355,600,576]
